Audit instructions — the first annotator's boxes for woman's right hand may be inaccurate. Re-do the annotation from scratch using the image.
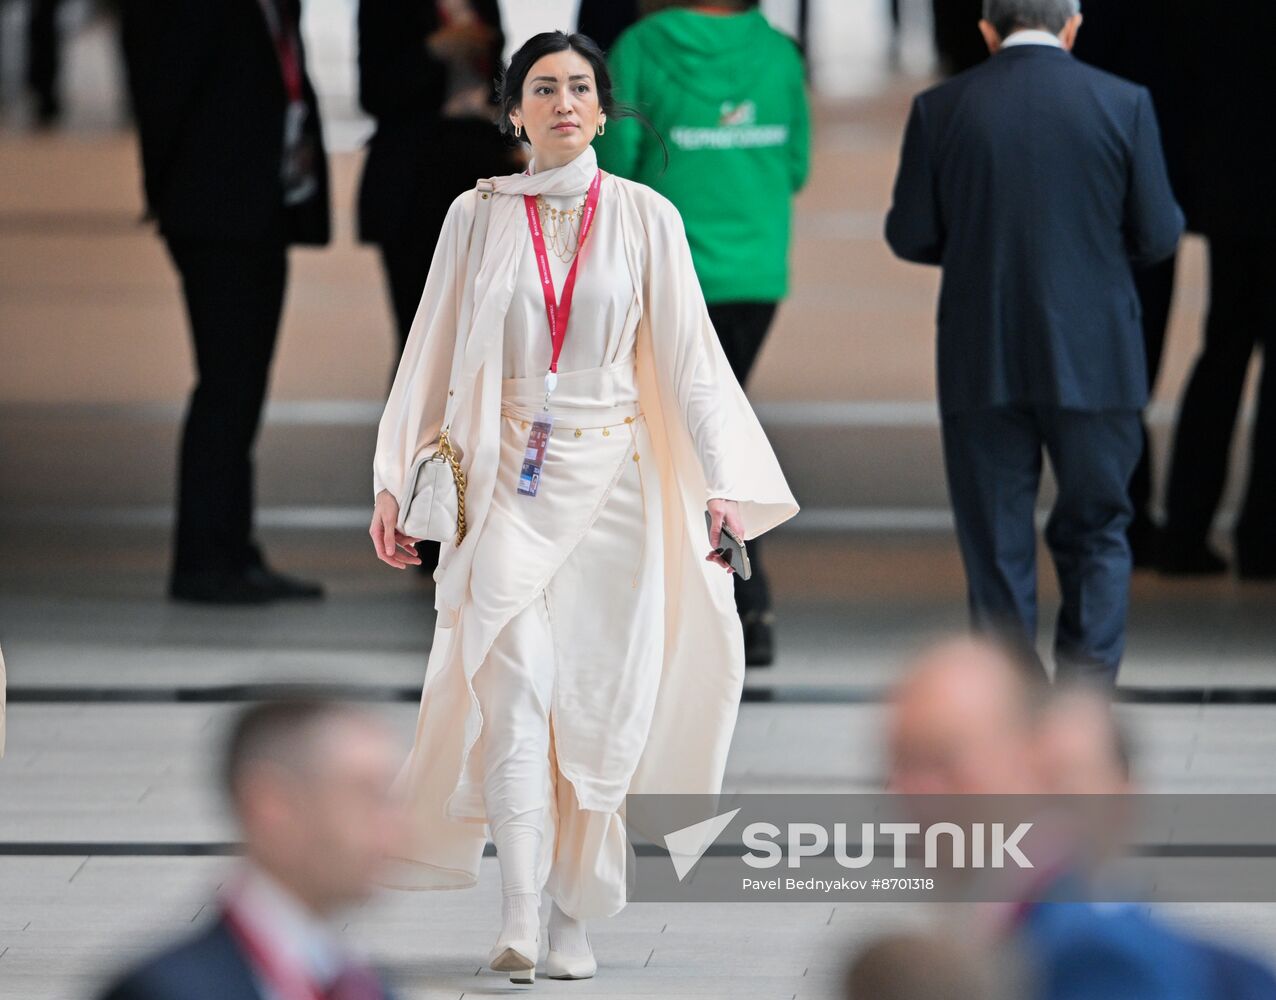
[371,490,423,570]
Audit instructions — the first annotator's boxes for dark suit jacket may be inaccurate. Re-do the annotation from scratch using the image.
[120,0,331,245]
[356,0,505,245]
[885,44,1183,416]
[98,917,266,1000]
[98,913,397,1000]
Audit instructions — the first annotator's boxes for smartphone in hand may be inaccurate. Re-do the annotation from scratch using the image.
[705,509,752,580]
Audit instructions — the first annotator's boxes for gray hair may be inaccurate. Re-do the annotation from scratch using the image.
[982,0,1080,37]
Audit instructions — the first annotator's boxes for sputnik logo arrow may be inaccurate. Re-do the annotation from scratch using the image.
[663,808,741,881]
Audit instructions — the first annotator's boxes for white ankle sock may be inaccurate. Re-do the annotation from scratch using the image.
[500,891,541,944]
[548,899,591,956]
[490,806,544,894]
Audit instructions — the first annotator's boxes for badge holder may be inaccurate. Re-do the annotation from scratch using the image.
[517,372,558,497]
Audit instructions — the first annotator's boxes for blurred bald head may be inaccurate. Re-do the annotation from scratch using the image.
[222,698,406,915]
[1036,681,1133,795]
[887,633,1051,795]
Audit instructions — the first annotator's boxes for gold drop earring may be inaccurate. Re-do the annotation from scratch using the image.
[513,120,522,138]
[596,114,606,136]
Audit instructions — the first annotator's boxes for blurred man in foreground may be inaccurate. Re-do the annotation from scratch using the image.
[883,635,1276,1000]
[99,698,405,1000]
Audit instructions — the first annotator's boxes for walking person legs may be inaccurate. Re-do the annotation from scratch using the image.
[472,592,558,981]
[1161,239,1262,573]
[1039,408,1141,684]
[940,406,1048,680]
[1232,246,1276,577]
[164,237,297,598]
[706,300,778,665]
[1127,252,1176,565]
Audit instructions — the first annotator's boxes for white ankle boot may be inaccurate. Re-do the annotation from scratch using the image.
[545,906,596,980]
[545,933,596,980]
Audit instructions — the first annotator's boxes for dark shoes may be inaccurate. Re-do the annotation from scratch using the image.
[1156,539,1229,576]
[1155,532,1276,580]
[1127,517,1161,570]
[741,610,775,667]
[169,566,324,605]
[1237,554,1276,581]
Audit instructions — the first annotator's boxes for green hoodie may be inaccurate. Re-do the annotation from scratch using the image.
[595,7,811,304]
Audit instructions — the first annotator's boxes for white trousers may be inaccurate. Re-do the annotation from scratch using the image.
[471,589,557,899]
[465,397,660,919]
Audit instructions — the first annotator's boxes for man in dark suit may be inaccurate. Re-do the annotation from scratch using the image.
[885,0,1183,682]
[98,698,406,1000]
[120,0,330,604]
[1159,3,1276,580]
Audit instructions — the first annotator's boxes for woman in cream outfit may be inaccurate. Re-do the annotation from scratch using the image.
[369,31,798,984]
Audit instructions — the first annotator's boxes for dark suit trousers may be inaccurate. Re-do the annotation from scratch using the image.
[707,301,777,616]
[1129,253,1176,530]
[1164,238,1276,562]
[941,406,1142,680]
[26,0,63,103]
[165,236,288,577]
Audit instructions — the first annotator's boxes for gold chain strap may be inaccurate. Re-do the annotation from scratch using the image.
[437,427,468,545]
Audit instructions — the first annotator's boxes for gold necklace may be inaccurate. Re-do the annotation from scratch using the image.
[536,194,587,262]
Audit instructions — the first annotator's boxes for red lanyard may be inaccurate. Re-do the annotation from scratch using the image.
[259,0,304,103]
[522,169,602,386]
[224,902,328,1000]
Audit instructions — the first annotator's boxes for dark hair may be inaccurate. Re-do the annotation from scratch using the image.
[497,30,668,169]
[221,696,359,806]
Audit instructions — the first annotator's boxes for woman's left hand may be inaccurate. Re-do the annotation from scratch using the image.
[706,498,743,574]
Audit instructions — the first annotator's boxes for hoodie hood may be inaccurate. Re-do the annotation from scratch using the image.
[622,8,789,105]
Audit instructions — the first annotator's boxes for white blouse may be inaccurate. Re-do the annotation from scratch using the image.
[501,176,642,380]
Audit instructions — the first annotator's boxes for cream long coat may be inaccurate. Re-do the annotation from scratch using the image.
[372,144,799,901]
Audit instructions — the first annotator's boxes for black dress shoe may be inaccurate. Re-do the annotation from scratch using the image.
[169,570,275,605]
[742,610,775,667]
[1237,554,1276,581]
[1157,540,1228,576]
[243,565,325,600]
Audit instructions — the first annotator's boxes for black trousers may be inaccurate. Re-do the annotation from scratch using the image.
[1129,253,1176,534]
[380,238,432,355]
[26,0,63,106]
[165,236,288,577]
[1164,238,1276,562]
[706,300,778,616]
[941,406,1142,682]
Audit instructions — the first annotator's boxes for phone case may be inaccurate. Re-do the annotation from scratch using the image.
[704,509,752,580]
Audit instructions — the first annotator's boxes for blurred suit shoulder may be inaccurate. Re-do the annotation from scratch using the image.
[97,917,262,1000]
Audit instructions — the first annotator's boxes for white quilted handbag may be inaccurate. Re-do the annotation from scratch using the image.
[402,428,467,545]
